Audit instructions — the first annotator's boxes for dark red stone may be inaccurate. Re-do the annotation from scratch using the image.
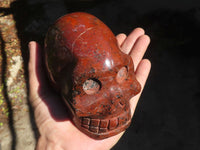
[44,12,141,139]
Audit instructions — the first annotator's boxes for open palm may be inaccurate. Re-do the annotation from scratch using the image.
[28,28,151,150]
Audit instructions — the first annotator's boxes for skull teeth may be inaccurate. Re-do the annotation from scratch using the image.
[80,112,131,134]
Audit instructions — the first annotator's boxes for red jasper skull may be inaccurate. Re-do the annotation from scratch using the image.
[44,12,141,139]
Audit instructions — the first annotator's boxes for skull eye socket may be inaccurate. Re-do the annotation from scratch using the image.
[83,78,101,95]
[116,66,128,83]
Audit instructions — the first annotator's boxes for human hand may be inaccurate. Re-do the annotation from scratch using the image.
[28,27,151,150]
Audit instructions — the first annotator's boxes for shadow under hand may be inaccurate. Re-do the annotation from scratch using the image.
[34,42,71,122]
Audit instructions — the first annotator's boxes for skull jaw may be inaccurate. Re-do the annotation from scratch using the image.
[75,108,132,139]
[63,95,132,139]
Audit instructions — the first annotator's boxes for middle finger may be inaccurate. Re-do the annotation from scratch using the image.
[121,27,145,54]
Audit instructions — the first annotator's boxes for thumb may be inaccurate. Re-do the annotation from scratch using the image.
[28,41,47,108]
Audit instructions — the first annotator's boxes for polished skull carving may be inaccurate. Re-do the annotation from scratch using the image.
[44,12,141,139]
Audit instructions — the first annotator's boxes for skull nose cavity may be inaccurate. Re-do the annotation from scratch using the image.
[116,66,128,84]
[83,78,101,95]
[118,101,125,108]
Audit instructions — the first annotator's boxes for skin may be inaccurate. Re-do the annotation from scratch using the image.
[28,27,151,150]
